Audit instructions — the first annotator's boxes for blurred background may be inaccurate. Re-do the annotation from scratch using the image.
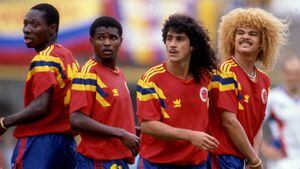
[0,0,299,168]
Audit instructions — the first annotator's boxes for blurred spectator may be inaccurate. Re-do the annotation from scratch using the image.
[0,139,3,169]
[262,56,300,169]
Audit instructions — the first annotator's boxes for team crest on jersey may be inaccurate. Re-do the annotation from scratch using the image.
[261,88,268,104]
[199,87,208,102]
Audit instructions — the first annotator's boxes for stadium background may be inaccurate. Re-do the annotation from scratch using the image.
[0,0,299,168]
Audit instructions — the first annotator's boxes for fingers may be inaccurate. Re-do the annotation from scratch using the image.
[207,135,220,145]
[190,131,220,150]
[124,133,140,156]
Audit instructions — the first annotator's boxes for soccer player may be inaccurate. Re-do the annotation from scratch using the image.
[0,3,78,169]
[69,16,139,169]
[262,56,300,169]
[209,8,288,169]
[136,13,220,169]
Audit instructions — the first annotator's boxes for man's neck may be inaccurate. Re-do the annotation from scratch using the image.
[233,53,257,75]
[166,60,192,80]
[94,56,116,71]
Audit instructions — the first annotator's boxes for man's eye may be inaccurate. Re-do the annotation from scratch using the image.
[177,37,184,41]
[32,23,38,28]
[166,37,172,41]
[111,36,118,40]
[236,31,243,35]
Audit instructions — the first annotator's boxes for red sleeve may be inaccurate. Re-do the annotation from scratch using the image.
[69,73,95,116]
[210,71,239,114]
[26,72,57,98]
[136,78,162,123]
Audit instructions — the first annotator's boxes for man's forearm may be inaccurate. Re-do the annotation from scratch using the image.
[222,112,260,164]
[3,90,51,128]
[253,127,263,154]
[140,120,191,141]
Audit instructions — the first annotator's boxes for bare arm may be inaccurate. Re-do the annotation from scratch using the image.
[253,126,263,154]
[140,120,219,150]
[1,89,52,133]
[221,111,262,168]
[70,111,139,156]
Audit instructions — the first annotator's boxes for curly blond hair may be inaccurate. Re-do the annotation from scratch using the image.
[218,8,288,71]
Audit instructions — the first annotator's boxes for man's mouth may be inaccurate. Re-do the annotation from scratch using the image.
[239,40,252,47]
[24,36,33,44]
[103,49,113,55]
[169,49,178,54]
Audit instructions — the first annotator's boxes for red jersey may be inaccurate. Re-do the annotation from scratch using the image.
[209,57,270,157]
[69,58,136,161]
[137,62,211,165]
[14,44,79,138]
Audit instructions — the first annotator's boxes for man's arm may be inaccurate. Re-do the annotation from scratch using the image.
[70,111,140,156]
[140,120,219,150]
[1,88,52,133]
[221,111,262,168]
[253,126,263,154]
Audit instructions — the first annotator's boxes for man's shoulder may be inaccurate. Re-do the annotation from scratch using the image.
[219,58,238,73]
[50,44,73,58]
[140,63,166,82]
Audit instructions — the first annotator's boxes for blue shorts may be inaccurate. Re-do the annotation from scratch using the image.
[11,134,76,169]
[209,154,244,169]
[137,156,208,169]
[76,153,129,169]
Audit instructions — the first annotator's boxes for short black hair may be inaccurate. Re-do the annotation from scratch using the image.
[31,3,59,33]
[162,13,217,83]
[90,16,122,37]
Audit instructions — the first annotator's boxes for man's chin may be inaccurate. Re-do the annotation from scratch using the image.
[25,43,35,48]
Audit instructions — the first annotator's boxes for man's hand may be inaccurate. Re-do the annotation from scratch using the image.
[119,130,140,157]
[0,117,7,136]
[187,131,219,150]
[246,158,263,169]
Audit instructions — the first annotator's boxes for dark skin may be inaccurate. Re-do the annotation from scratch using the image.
[0,9,57,135]
[70,26,140,156]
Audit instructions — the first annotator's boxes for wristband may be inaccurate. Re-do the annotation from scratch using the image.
[249,159,262,168]
[0,117,7,130]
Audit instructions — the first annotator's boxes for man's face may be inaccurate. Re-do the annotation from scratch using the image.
[23,9,53,51]
[90,26,122,62]
[234,27,261,56]
[165,30,193,63]
[282,58,300,91]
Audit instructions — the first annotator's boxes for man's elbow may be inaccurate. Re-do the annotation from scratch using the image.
[70,112,83,130]
[140,122,147,133]
[140,121,152,134]
[221,117,239,130]
[35,101,50,116]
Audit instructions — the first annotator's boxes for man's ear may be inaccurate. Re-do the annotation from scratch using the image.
[49,23,58,37]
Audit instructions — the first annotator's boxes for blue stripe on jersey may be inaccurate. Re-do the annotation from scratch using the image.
[212,75,238,88]
[73,78,108,97]
[159,98,167,109]
[136,85,167,109]
[136,85,156,94]
[29,61,66,79]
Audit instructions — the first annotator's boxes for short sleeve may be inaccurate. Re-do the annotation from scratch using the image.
[210,70,239,114]
[136,78,164,123]
[25,54,65,98]
[69,72,96,116]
